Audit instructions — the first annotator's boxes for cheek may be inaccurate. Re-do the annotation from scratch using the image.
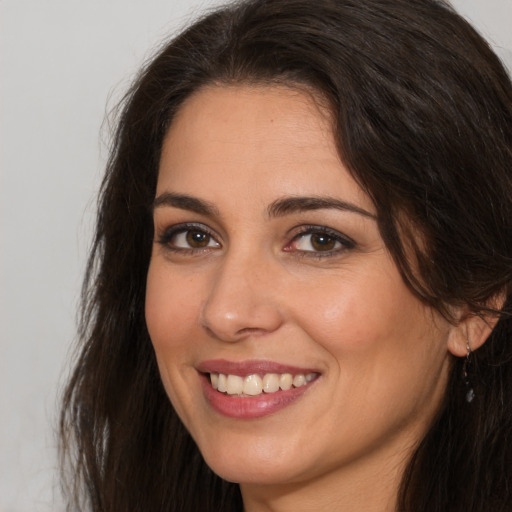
[145,262,205,421]
[145,261,202,356]
[292,264,446,377]
[294,269,451,437]
[293,273,405,352]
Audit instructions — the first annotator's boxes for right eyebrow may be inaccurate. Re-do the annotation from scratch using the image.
[152,192,220,217]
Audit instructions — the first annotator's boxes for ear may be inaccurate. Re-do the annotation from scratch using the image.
[447,295,505,357]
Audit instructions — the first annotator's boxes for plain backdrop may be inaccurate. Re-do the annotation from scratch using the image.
[1,1,511,511]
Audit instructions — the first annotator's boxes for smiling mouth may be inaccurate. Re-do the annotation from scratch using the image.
[209,372,319,396]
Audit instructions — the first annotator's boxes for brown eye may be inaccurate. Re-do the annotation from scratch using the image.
[186,229,211,248]
[287,227,355,256]
[292,232,342,252]
[310,233,337,251]
[163,227,220,251]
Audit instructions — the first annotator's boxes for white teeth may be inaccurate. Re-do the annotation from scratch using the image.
[217,373,227,393]
[293,374,306,388]
[263,373,280,393]
[279,373,293,390]
[208,371,317,396]
[243,374,263,395]
[226,374,244,395]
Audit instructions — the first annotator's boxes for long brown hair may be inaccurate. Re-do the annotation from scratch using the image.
[60,0,512,510]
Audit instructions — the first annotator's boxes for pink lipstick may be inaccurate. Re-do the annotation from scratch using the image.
[198,359,320,419]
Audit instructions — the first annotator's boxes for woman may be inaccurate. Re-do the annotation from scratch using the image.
[60,0,512,510]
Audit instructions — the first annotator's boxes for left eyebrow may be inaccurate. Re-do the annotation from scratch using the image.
[267,196,377,220]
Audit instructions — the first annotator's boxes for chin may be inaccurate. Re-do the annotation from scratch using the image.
[206,456,298,485]
[196,434,317,486]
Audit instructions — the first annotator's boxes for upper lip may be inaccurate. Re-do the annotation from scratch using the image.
[197,359,320,376]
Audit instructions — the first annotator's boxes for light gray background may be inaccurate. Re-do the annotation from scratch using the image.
[1,1,510,511]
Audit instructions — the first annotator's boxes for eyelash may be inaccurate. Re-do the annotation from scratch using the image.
[156,223,356,258]
[157,223,220,256]
[286,225,356,258]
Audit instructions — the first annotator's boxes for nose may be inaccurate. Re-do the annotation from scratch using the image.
[200,251,284,342]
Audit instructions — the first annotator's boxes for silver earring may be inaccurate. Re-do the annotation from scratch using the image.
[463,341,475,403]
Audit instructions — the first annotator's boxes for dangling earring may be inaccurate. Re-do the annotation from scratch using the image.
[463,341,475,403]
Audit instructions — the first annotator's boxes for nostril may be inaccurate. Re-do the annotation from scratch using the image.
[199,265,284,342]
[200,300,283,342]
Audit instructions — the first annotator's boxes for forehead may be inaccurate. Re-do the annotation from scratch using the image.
[157,84,374,214]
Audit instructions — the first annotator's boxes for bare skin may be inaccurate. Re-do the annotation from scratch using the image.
[146,85,473,512]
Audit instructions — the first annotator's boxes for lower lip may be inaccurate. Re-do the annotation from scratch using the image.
[200,374,316,419]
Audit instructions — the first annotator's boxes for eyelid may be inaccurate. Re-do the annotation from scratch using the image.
[285,225,356,254]
[155,222,355,258]
[156,222,221,250]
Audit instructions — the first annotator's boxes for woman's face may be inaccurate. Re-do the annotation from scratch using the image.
[146,85,455,492]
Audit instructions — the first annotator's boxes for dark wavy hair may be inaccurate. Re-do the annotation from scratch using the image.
[60,0,512,510]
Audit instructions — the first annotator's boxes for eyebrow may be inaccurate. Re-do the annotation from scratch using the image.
[152,192,220,216]
[267,196,377,219]
[152,192,376,220]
